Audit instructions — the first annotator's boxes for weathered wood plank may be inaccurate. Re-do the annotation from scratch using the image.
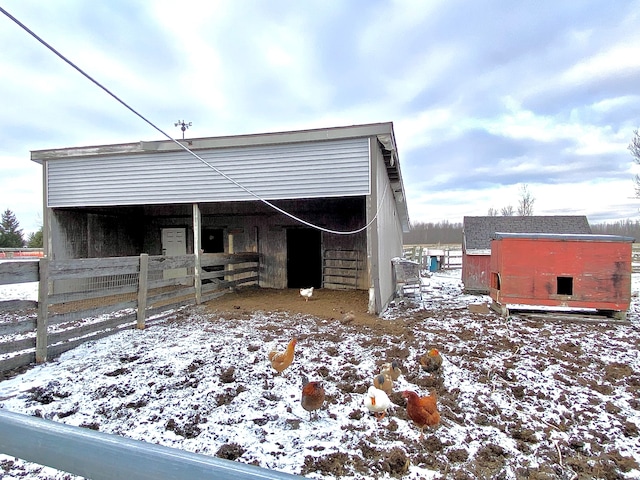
[47,284,138,306]
[0,300,37,311]
[48,314,136,345]
[201,253,259,268]
[47,325,135,360]
[48,300,137,327]
[0,336,35,355]
[148,286,196,306]
[0,318,36,336]
[0,261,39,285]
[49,256,140,272]
[201,266,256,280]
[0,351,35,375]
[148,255,195,271]
[147,276,195,290]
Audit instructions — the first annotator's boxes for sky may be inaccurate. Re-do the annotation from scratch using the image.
[1,0,640,235]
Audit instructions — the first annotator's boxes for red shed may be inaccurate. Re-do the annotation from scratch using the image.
[489,233,634,319]
[462,216,591,294]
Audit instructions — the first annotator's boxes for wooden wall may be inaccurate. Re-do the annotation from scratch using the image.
[49,198,369,291]
[490,237,632,312]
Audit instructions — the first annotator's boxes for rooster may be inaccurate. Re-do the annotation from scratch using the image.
[301,378,325,420]
[364,385,391,421]
[419,348,442,373]
[402,390,440,439]
[300,287,314,302]
[268,338,297,374]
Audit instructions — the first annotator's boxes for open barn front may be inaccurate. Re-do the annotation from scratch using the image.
[47,196,371,293]
[34,123,410,314]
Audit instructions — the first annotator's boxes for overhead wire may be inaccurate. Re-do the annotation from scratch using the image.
[0,5,393,235]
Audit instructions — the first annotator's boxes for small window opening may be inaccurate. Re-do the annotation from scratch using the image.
[557,276,573,295]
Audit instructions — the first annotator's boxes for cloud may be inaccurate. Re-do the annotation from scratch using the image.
[2,0,640,232]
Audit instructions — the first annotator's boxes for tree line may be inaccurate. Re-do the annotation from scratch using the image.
[0,209,43,248]
[404,218,640,245]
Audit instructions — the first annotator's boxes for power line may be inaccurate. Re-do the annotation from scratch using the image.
[0,6,389,235]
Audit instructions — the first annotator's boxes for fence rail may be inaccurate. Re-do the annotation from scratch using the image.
[0,252,260,374]
[0,409,300,480]
[403,244,462,270]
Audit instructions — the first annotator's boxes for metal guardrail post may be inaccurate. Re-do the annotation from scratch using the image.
[0,409,301,480]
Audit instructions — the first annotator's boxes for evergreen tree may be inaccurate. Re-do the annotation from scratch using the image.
[0,209,25,248]
[27,226,44,248]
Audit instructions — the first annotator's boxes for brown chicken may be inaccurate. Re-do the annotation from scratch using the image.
[268,338,297,374]
[419,348,442,373]
[402,390,440,439]
[373,373,393,394]
[380,360,402,381]
[301,379,325,420]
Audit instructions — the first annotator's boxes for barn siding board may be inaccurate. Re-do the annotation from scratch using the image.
[490,233,633,314]
[47,138,370,207]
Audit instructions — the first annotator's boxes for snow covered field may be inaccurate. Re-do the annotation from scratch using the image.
[1,270,639,479]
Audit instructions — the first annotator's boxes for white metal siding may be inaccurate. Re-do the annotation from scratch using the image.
[46,138,370,207]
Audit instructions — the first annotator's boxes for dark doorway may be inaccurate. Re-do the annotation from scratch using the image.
[202,229,224,284]
[202,229,224,253]
[287,228,321,288]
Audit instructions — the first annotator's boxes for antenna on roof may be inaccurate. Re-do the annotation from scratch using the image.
[174,120,192,139]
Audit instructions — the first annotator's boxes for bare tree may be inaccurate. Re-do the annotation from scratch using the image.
[501,205,514,216]
[517,184,535,216]
[487,207,499,216]
[630,129,640,196]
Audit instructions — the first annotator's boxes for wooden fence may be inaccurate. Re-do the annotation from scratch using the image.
[403,244,462,270]
[0,252,259,374]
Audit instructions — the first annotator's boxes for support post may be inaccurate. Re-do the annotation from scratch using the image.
[137,253,149,330]
[193,203,202,304]
[35,257,49,363]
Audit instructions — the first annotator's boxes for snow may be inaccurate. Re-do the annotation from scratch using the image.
[1,269,640,479]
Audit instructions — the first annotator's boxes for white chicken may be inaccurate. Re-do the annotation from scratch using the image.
[300,287,314,302]
[364,385,391,421]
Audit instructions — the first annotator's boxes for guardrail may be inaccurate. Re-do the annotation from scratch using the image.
[0,409,301,480]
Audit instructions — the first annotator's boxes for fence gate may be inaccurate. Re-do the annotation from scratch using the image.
[322,249,361,289]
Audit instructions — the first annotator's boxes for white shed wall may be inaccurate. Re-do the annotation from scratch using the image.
[46,138,370,207]
[373,142,404,312]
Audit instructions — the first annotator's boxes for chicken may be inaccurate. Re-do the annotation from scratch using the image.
[402,390,440,439]
[364,385,391,421]
[380,360,402,381]
[419,348,442,373]
[301,379,325,420]
[373,373,393,394]
[300,287,314,302]
[268,338,297,374]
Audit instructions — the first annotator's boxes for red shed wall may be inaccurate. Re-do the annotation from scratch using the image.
[462,253,490,293]
[490,238,631,311]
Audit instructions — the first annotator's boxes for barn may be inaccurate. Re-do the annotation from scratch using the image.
[462,216,592,294]
[31,122,410,314]
[489,232,634,319]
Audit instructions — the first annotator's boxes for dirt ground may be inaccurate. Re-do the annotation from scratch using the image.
[2,282,639,479]
[204,286,408,335]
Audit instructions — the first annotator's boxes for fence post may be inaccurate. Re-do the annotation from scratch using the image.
[137,254,149,330]
[35,257,49,363]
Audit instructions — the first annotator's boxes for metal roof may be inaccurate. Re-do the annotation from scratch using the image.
[492,232,635,243]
